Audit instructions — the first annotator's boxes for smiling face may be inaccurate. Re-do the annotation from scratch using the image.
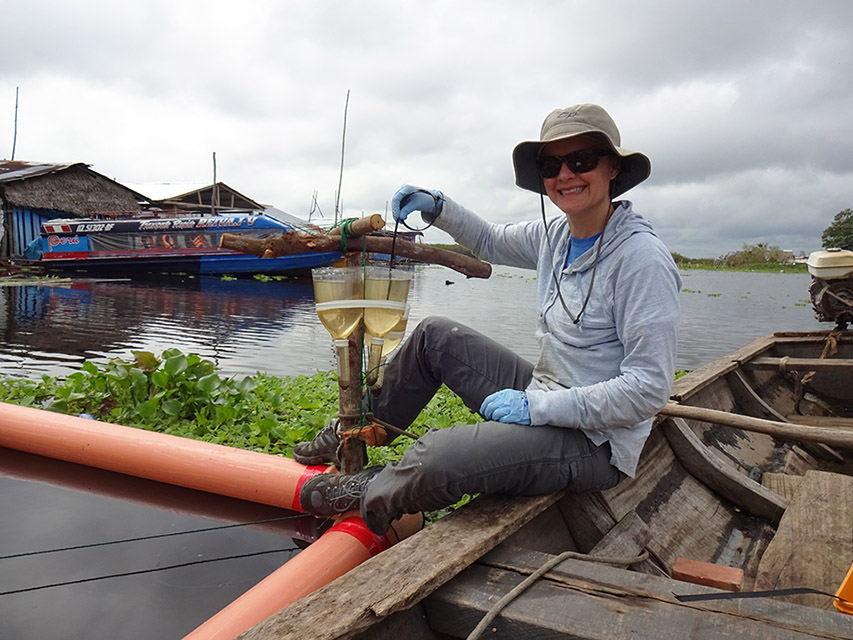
[540,135,619,236]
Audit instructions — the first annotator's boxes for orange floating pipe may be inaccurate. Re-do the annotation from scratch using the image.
[184,513,423,640]
[0,401,324,510]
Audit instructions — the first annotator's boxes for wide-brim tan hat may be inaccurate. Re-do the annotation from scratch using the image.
[512,103,651,197]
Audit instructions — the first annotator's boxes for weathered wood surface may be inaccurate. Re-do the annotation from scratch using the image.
[670,333,777,402]
[727,368,845,463]
[746,357,853,372]
[587,510,651,563]
[560,428,776,579]
[660,402,853,449]
[762,472,804,502]
[661,416,788,521]
[755,470,853,610]
[220,231,493,279]
[425,546,853,639]
[238,491,566,640]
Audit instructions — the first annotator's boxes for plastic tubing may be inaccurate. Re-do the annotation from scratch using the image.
[0,402,325,510]
[184,513,423,640]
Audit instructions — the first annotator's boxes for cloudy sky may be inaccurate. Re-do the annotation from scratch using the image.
[2,0,851,258]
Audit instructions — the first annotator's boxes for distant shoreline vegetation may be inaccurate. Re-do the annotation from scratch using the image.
[426,242,810,274]
[671,255,808,274]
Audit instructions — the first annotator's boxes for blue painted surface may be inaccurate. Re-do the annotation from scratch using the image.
[26,212,341,275]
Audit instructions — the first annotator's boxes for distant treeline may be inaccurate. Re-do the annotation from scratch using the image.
[426,242,809,273]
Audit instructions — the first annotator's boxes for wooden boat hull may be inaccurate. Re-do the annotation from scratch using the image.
[243,330,853,639]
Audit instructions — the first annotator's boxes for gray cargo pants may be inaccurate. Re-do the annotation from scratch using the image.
[361,316,621,535]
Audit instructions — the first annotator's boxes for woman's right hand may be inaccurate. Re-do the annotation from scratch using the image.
[392,184,443,222]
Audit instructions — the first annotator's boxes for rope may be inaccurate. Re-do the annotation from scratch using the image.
[466,550,649,640]
[0,514,307,560]
[336,218,357,253]
[0,547,298,597]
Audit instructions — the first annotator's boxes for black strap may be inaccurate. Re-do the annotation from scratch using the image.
[675,586,848,604]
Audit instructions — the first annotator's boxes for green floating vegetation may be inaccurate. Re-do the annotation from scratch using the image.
[0,350,480,523]
[0,350,478,463]
[0,352,692,522]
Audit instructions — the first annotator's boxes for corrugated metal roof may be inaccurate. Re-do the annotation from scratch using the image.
[0,161,83,183]
[121,182,210,201]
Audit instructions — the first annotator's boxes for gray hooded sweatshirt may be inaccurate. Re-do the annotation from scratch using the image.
[433,198,681,477]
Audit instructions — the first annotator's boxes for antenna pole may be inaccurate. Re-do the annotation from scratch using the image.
[334,90,350,225]
[212,151,218,216]
[11,87,19,160]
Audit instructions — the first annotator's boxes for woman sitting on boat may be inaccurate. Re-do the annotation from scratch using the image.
[296,103,682,536]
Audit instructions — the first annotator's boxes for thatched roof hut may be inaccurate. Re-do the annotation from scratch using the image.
[0,161,145,216]
[0,161,147,258]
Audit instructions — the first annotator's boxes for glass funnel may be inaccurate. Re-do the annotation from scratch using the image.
[362,265,413,385]
[312,266,364,388]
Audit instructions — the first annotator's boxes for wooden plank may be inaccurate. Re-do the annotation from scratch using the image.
[726,369,786,419]
[238,491,565,640]
[578,427,775,578]
[726,369,844,463]
[746,357,853,372]
[503,502,578,555]
[761,472,804,502]
[588,510,651,564]
[428,548,853,639]
[661,416,788,521]
[755,470,853,610]
[671,333,777,402]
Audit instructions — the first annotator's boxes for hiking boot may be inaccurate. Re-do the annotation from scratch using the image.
[292,419,340,465]
[299,466,384,517]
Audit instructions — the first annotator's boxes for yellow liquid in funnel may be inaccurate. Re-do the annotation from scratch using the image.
[313,279,363,340]
[364,276,410,337]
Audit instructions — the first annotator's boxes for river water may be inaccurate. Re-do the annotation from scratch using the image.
[0,265,823,380]
[0,265,825,639]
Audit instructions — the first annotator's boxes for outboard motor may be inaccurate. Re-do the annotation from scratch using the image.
[808,249,853,329]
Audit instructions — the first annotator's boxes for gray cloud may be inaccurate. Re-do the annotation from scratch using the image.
[2,0,851,258]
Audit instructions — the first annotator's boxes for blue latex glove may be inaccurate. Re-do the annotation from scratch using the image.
[479,389,531,425]
[391,184,444,222]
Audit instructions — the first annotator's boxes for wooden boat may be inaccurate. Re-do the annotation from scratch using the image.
[241,329,853,640]
[23,212,341,276]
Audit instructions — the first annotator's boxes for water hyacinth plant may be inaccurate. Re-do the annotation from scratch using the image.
[0,349,479,466]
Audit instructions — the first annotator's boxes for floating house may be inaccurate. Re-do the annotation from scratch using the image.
[0,161,146,261]
[0,161,323,271]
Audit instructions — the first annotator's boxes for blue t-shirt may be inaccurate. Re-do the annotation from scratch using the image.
[565,233,601,268]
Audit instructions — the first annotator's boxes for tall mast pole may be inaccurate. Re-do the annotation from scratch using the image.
[11,87,19,160]
[334,90,350,226]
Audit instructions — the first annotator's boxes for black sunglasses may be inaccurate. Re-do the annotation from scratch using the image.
[537,149,612,179]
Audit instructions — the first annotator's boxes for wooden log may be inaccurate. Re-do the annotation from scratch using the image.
[661,416,788,522]
[660,403,853,449]
[786,415,853,428]
[220,231,492,279]
[327,214,385,237]
[755,470,853,610]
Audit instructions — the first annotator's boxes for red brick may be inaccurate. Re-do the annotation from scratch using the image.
[672,557,744,592]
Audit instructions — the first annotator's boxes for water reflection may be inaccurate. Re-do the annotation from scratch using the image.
[0,447,312,640]
[0,266,826,380]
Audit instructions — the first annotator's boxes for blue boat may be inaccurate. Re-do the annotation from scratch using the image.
[24,212,342,276]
